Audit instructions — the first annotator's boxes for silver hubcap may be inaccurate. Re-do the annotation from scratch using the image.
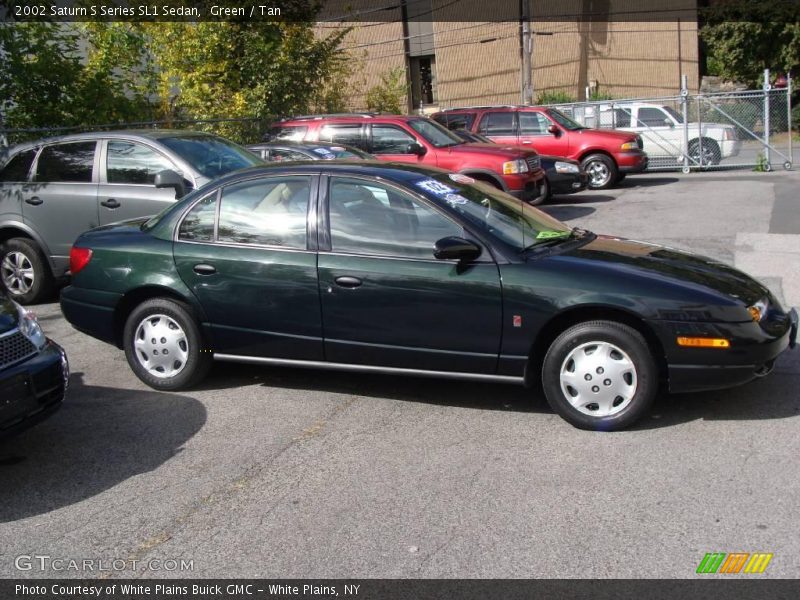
[133,314,189,379]
[1,251,35,296]
[586,160,611,187]
[559,341,638,417]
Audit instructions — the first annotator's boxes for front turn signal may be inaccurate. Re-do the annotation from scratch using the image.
[677,337,731,348]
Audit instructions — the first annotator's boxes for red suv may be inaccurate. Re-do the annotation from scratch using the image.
[431,106,648,189]
[267,114,549,204]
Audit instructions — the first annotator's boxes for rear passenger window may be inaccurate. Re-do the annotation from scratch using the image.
[479,112,516,136]
[0,149,36,182]
[106,141,177,185]
[218,176,311,249]
[433,113,476,131]
[268,126,307,141]
[319,125,364,149]
[178,194,217,242]
[35,142,96,183]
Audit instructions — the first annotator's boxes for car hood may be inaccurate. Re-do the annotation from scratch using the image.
[0,294,19,335]
[559,235,770,307]
[574,128,638,142]
[444,143,537,159]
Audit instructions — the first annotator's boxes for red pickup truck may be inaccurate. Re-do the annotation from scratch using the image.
[267,113,550,204]
[432,106,648,189]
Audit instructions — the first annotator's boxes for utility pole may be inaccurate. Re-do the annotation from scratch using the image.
[521,0,533,105]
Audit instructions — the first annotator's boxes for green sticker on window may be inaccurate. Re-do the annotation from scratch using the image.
[536,230,570,240]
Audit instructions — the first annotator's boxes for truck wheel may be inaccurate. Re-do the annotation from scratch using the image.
[0,238,54,305]
[688,138,721,166]
[581,154,618,190]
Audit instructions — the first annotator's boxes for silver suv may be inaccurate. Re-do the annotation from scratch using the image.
[0,130,262,304]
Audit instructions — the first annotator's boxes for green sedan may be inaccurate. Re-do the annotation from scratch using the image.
[60,163,797,431]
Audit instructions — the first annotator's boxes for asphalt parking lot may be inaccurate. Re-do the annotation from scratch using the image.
[1,169,799,579]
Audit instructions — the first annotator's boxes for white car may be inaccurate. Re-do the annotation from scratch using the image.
[596,102,741,165]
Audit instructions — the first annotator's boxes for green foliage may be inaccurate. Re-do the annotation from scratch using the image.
[754,152,769,172]
[792,104,800,132]
[700,1,800,88]
[588,90,615,101]
[365,68,408,114]
[535,90,576,105]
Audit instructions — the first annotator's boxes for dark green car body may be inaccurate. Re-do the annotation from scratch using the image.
[61,163,797,401]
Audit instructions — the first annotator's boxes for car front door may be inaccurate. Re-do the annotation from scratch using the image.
[26,140,100,261]
[173,174,323,359]
[98,139,186,225]
[518,111,571,156]
[629,107,679,158]
[368,124,431,165]
[317,175,503,373]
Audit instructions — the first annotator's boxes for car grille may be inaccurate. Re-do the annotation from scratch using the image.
[525,156,541,171]
[0,329,37,371]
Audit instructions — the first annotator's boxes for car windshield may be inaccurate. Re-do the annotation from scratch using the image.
[547,109,584,131]
[407,119,463,148]
[412,173,573,251]
[159,134,263,179]
[662,106,684,124]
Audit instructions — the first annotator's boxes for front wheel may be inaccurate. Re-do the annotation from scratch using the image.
[580,154,618,190]
[528,176,550,206]
[541,320,658,431]
[123,298,212,391]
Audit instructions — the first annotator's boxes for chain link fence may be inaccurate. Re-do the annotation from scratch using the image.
[0,117,273,149]
[550,74,794,172]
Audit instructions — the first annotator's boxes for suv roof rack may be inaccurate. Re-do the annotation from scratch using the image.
[439,105,522,112]
[282,112,382,121]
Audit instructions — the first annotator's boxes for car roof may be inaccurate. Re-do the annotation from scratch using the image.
[247,141,356,151]
[4,129,225,153]
[277,114,426,125]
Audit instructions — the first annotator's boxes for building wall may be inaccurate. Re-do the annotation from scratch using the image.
[317,0,700,112]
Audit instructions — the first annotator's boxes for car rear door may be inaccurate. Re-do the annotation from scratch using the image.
[173,173,323,359]
[476,111,519,146]
[317,174,502,373]
[25,140,100,261]
[98,139,187,225]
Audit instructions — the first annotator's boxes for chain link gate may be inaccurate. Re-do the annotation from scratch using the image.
[552,71,793,173]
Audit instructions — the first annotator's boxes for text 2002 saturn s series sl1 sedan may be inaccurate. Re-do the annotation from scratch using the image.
[60,162,798,431]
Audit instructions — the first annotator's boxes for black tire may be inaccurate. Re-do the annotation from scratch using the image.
[580,154,619,190]
[0,237,54,305]
[123,298,212,391]
[688,138,721,166]
[615,173,627,184]
[541,320,658,431]
[528,176,549,206]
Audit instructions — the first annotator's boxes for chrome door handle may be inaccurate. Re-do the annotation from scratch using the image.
[193,264,216,275]
[334,276,362,288]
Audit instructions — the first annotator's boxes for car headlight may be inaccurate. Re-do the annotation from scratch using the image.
[555,161,581,174]
[747,298,769,322]
[620,141,638,151]
[502,159,529,174]
[15,302,47,350]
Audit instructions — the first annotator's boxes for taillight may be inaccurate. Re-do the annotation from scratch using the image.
[69,247,92,275]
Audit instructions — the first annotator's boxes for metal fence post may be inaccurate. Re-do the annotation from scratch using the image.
[788,72,793,169]
[763,68,771,169]
[681,74,690,173]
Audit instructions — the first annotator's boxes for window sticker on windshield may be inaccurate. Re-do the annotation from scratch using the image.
[445,193,469,206]
[449,173,475,185]
[536,230,571,239]
[415,179,455,196]
[312,148,335,158]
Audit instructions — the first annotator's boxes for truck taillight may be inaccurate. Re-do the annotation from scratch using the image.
[69,247,93,275]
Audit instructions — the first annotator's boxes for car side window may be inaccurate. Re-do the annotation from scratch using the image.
[613,108,632,127]
[637,107,670,127]
[328,177,462,259]
[371,125,417,155]
[434,113,476,131]
[34,141,96,183]
[519,112,551,135]
[106,141,178,185]
[268,149,309,162]
[0,149,37,182]
[319,125,364,149]
[268,126,307,141]
[478,112,516,136]
[218,176,311,249]
[178,193,217,242]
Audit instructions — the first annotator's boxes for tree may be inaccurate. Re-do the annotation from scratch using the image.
[700,1,800,87]
[365,68,408,114]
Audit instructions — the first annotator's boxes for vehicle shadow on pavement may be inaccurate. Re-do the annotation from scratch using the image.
[0,372,207,523]
[541,205,596,222]
[200,362,546,414]
[618,176,680,188]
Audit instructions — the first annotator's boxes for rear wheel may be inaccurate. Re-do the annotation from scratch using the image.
[688,138,721,166]
[123,298,212,391]
[0,237,54,305]
[541,320,658,431]
[580,154,618,190]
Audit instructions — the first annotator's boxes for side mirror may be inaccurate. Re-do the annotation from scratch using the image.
[154,169,186,198]
[407,142,427,156]
[664,118,675,128]
[433,236,482,262]
[547,124,560,136]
